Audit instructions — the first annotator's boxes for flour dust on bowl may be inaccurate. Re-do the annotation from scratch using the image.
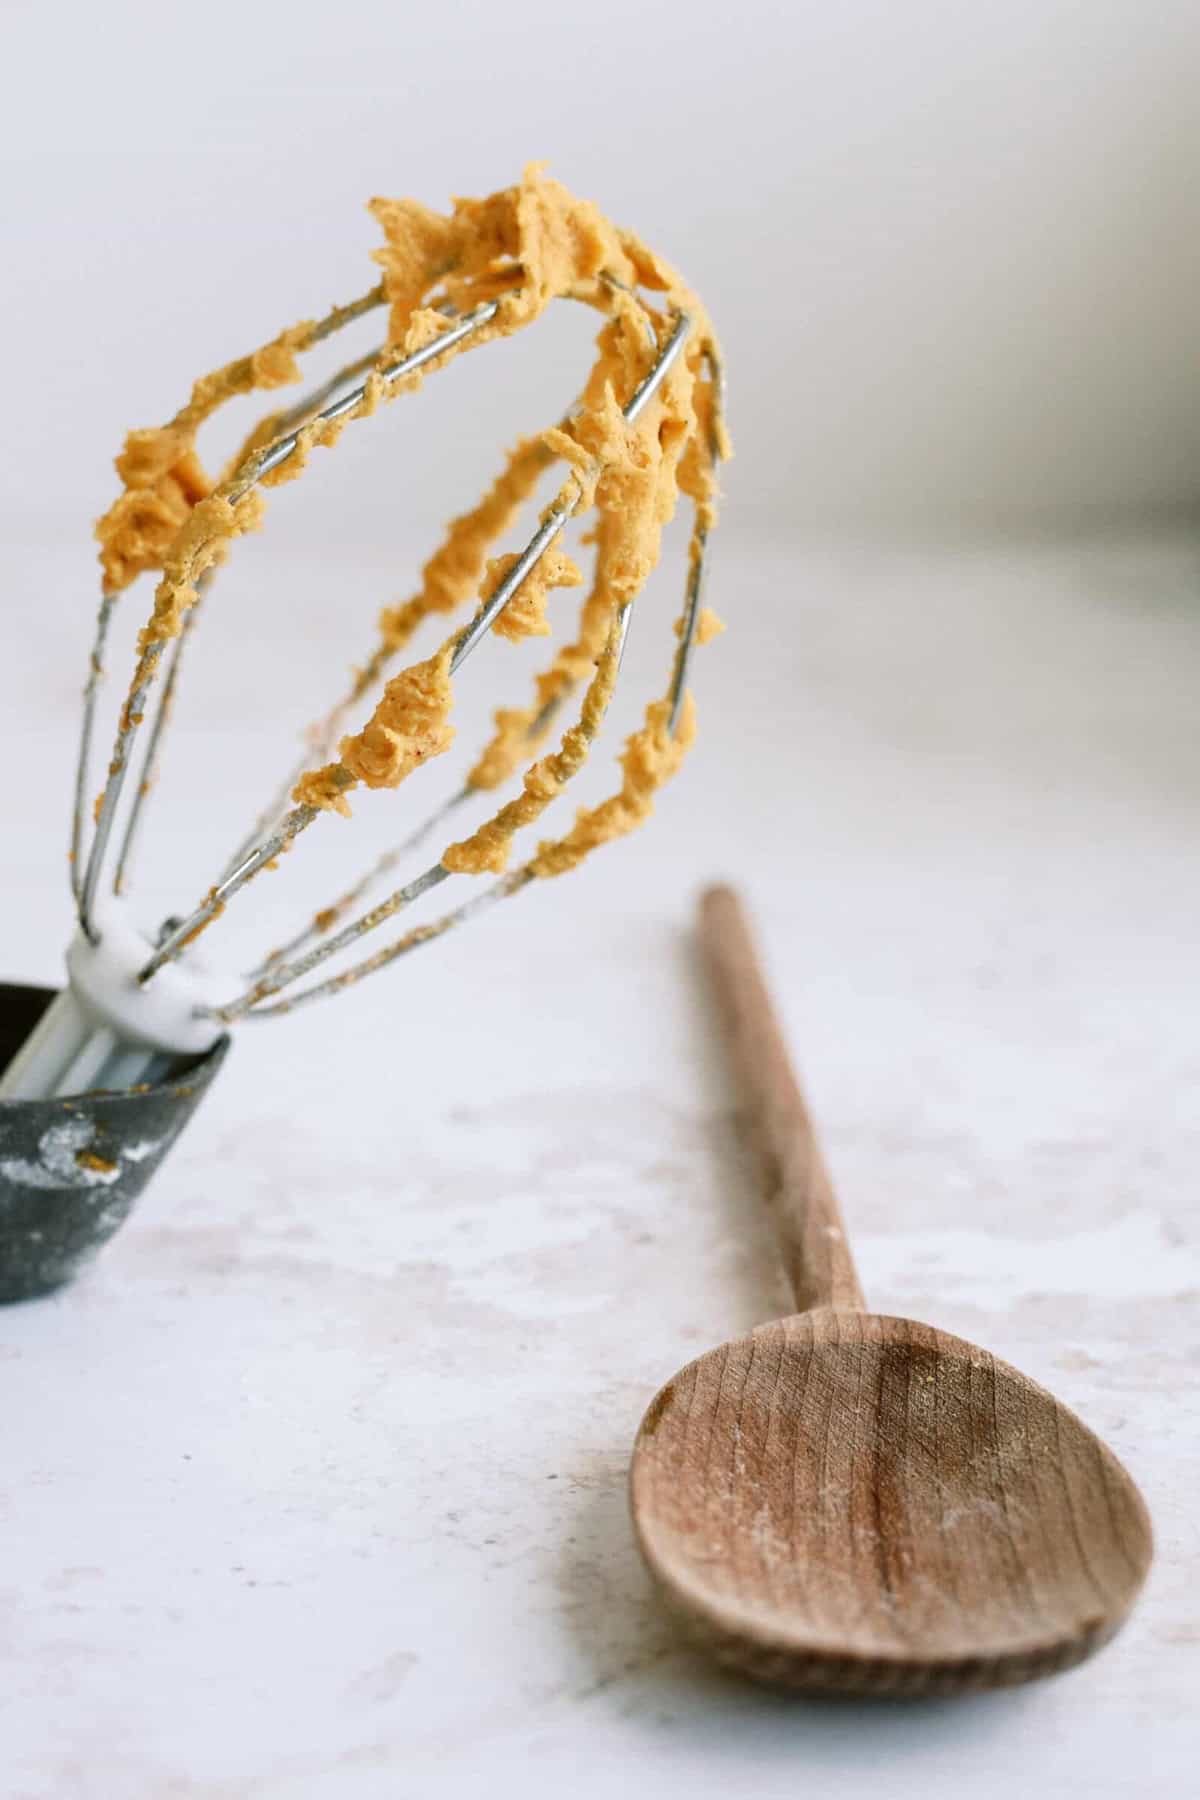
[0,168,729,1298]
[0,984,229,1301]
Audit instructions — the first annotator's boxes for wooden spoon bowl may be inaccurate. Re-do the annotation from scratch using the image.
[630,889,1152,1696]
[633,1311,1151,1694]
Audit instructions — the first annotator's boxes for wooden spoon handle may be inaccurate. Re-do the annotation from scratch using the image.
[699,885,865,1314]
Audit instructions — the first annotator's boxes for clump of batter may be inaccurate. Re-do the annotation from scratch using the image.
[335,643,456,792]
[487,548,582,643]
[532,694,697,879]
[682,607,725,646]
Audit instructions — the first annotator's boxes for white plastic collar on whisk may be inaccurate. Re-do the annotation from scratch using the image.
[66,901,228,1057]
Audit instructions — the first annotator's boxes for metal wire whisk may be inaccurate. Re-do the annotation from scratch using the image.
[0,171,727,1106]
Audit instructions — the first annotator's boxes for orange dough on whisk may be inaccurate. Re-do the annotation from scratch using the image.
[486,548,583,643]
[92,165,729,942]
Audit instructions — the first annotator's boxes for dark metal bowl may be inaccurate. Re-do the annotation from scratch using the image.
[0,982,230,1303]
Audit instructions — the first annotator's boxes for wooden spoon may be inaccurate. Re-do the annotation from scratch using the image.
[630,886,1152,1696]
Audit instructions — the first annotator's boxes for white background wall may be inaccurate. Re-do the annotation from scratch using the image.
[4,0,1199,539]
[1,15,1198,1789]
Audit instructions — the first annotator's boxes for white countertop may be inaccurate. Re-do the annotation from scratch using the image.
[1,525,1197,1797]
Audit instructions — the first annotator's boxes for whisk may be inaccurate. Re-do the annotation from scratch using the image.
[0,168,727,1297]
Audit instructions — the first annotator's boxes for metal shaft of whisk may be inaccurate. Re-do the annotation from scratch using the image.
[448,312,690,674]
[111,575,208,897]
[70,592,117,908]
[237,300,501,495]
[241,868,536,1021]
[668,520,709,734]
[139,803,319,981]
[271,346,384,439]
[252,786,466,977]
[217,740,343,892]
[78,642,167,940]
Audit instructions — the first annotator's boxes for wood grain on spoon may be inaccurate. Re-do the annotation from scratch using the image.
[629,885,1152,1696]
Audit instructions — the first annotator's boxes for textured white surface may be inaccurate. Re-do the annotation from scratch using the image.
[0,527,1197,1797]
[6,0,1200,535]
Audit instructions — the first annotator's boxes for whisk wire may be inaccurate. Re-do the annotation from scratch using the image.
[230,301,502,499]
[111,574,208,898]
[668,522,708,735]
[70,593,117,907]
[241,866,536,1021]
[78,640,168,938]
[445,311,690,677]
[251,785,467,977]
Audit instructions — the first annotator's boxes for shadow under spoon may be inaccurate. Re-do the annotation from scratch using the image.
[629,885,1152,1696]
